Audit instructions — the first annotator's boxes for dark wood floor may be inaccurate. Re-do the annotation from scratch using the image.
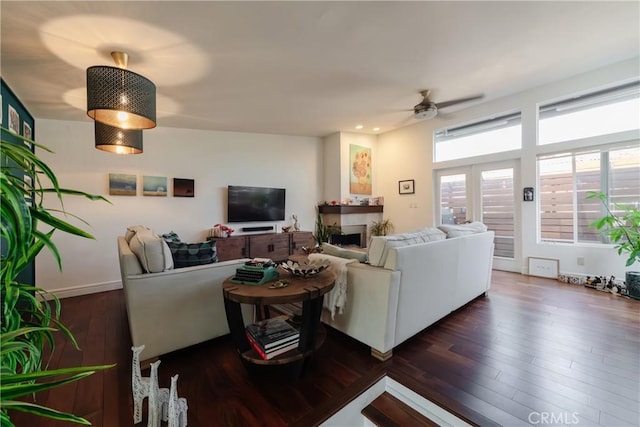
[10,271,639,427]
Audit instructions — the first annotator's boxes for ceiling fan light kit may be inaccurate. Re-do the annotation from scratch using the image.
[414,103,438,120]
[411,89,484,121]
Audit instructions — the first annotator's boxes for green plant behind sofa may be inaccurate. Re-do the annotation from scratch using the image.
[1,127,113,425]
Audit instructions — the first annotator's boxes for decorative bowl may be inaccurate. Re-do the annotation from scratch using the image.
[280,260,330,278]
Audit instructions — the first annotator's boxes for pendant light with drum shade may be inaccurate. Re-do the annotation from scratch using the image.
[86,51,156,130]
[94,121,143,154]
[87,51,154,154]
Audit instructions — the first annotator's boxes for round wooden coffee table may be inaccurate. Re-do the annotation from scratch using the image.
[223,268,335,369]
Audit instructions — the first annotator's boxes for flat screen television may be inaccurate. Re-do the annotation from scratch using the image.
[227,185,286,223]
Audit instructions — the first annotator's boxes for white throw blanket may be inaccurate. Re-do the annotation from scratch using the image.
[309,253,357,319]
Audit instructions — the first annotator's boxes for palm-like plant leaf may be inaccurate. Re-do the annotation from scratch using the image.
[1,127,113,425]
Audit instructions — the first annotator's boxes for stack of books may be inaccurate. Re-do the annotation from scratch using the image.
[245,316,300,360]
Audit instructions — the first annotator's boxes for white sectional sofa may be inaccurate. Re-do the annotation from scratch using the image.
[117,233,253,364]
[318,225,495,361]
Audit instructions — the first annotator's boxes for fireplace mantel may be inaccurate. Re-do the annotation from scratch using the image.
[317,205,383,214]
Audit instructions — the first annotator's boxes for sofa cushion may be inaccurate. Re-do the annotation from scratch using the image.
[125,225,152,244]
[321,242,367,263]
[416,227,447,242]
[168,241,218,268]
[438,222,488,238]
[160,231,182,243]
[129,230,174,273]
[367,227,446,267]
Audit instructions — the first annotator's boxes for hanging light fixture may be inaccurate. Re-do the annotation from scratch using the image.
[87,51,156,130]
[94,121,143,154]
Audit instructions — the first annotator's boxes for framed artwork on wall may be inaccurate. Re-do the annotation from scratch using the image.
[173,178,194,197]
[349,144,372,195]
[143,175,167,196]
[23,122,32,148]
[8,104,19,134]
[108,173,137,196]
[523,187,534,202]
[399,179,415,194]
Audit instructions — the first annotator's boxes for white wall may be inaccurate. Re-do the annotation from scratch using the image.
[35,119,323,297]
[378,58,640,279]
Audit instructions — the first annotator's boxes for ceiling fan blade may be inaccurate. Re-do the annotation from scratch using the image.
[436,94,484,109]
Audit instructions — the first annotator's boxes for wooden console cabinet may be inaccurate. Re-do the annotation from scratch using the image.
[210,231,314,262]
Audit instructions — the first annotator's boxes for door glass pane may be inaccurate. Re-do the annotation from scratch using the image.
[481,168,514,258]
[539,156,573,242]
[440,174,467,224]
[609,146,640,207]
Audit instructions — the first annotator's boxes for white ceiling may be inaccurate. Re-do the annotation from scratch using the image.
[2,1,639,138]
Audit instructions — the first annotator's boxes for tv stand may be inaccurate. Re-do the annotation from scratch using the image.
[208,231,314,262]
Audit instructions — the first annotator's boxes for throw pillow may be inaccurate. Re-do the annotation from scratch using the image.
[168,241,218,268]
[160,231,182,243]
[321,242,367,263]
[124,225,152,244]
[438,222,488,238]
[128,230,174,273]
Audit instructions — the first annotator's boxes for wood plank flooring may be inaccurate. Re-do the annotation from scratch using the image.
[9,271,640,426]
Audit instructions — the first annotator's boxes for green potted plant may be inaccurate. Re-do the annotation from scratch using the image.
[371,218,394,236]
[1,127,113,425]
[313,210,341,246]
[587,191,640,299]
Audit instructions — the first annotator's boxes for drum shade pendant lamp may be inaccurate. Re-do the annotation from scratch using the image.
[87,51,156,130]
[95,121,143,154]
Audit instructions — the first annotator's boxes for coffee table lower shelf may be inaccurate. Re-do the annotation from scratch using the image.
[240,325,326,366]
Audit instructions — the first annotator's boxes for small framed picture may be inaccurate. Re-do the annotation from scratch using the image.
[173,178,194,197]
[399,179,415,195]
[8,105,19,134]
[23,122,32,148]
[523,187,534,202]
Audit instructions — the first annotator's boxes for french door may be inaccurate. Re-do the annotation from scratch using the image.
[436,160,520,272]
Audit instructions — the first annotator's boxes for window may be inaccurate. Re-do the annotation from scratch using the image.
[539,145,640,244]
[539,81,640,145]
[434,112,521,162]
[481,168,514,258]
[440,174,467,224]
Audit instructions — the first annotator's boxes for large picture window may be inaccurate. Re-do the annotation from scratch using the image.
[538,145,640,244]
[539,81,640,145]
[434,112,521,162]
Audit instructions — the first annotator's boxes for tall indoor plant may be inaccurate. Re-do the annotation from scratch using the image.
[1,127,112,425]
[587,190,640,298]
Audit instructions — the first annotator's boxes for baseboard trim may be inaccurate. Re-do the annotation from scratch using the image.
[43,280,123,300]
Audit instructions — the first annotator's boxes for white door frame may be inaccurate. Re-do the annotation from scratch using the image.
[435,160,521,272]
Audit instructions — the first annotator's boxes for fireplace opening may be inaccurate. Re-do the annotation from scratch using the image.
[330,233,361,248]
[328,224,367,248]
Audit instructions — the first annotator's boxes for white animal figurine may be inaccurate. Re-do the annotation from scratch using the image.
[168,374,189,427]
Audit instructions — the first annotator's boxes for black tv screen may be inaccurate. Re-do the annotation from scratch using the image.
[227,185,286,223]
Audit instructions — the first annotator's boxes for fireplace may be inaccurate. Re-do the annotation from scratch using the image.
[330,224,367,248]
[318,205,383,249]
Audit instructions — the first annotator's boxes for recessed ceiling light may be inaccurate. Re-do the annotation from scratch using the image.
[355,125,363,130]
[373,127,380,132]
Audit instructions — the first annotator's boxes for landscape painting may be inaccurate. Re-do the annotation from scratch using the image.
[173,178,195,197]
[143,175,167,196]
[109,173,136,196]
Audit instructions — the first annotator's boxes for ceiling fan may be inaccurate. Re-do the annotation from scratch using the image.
[412,90,484,120]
